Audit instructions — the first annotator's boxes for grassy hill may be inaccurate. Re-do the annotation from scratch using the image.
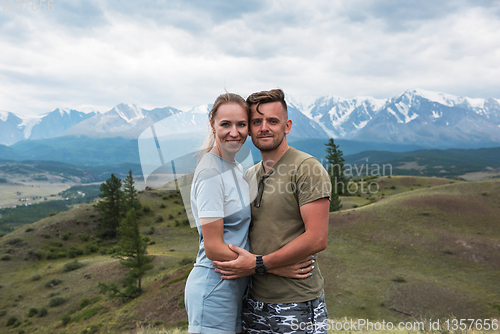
[339,175,458,210]
[0,177,499,333]
[322,177,500,321]
[0,189,198,334]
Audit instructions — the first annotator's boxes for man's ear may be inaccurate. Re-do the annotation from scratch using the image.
[284,119,292,135]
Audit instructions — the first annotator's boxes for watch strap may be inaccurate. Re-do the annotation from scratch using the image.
[255,255,267,275]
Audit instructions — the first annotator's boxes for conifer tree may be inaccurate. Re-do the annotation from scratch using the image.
[94,174,123,232]
[325,138,345,211]
[123,170,141,213]
[116,209,154,294]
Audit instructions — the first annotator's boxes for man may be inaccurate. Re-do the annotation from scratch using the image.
[213,89,331,333]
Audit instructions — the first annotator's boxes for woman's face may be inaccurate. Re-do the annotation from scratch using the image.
[211,103,248,160]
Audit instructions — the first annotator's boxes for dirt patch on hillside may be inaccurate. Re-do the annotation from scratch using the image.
[395,176,419,187]
[329,210,370,227]
[429,232,500,269]
[402,194,489,215]
[374,178,392,189]
[385,281,483,319]
[83,259,129,282]
[461,168,500,181]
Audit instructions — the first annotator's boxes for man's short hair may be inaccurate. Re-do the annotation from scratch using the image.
[246,89,288,117]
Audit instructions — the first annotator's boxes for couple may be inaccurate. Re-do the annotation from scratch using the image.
[184,89,331,334]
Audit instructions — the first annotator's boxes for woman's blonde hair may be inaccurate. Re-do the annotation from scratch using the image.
[198,92,250,160]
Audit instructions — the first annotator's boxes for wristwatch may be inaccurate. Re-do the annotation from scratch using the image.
[255,255,267,275]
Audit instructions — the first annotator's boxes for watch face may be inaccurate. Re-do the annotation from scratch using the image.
[256,267,265,274]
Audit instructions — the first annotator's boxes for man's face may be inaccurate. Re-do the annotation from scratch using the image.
[249,101,292,152]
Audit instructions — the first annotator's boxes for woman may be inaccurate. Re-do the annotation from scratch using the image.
[185,93,313,334]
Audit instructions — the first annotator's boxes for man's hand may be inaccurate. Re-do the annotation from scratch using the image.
[213,244,256,279]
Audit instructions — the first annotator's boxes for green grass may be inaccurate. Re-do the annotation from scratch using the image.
[72,305,103,322]
[48,296,66,307]
[0,188,197,333]
[135,318,500,334]
[0,180,499,333]
[323,179,500,322]
[63,260,84,272]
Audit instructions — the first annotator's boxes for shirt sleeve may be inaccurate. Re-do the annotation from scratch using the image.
[244,164,259,203]
[193,168,225,219]
[296,157,332,207]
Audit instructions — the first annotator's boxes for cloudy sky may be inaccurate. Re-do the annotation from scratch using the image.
[1,0,499,116]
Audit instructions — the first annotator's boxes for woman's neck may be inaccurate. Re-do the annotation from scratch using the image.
[209,145,235,162]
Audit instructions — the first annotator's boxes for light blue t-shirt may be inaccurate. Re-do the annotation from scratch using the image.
[190,153,251,269]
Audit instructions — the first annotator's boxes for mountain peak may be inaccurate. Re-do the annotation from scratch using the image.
[403,88,461,107]
[286,95,317,111]
[115,102,139,108]
[80,106,99,114]
[317,94,344,104]
[351,96,387,110]
[188,104,210,114]
[110,103,145,123]
[0,110,11,122]
[52,108,73,117]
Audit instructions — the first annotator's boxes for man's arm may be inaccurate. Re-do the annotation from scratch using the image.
[213,197,329,278]
[263,197,329,267]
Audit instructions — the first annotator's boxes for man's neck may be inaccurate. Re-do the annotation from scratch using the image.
[261,139,289,173]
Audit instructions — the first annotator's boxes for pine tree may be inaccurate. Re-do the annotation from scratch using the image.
[116,209,154,294]
[329,192,342,212]
[123,170,141,213]
[94,174,123,233]
[325,138,345,211]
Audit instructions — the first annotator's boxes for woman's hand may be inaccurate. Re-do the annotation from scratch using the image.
[267,256,314,279]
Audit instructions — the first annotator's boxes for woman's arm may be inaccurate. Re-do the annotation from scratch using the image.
[200,217,238,262]
[194,167,237,262]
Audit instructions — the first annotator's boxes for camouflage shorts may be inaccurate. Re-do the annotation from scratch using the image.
[242,291,328,334]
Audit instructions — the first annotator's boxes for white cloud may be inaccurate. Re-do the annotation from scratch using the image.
[0,0,499,115]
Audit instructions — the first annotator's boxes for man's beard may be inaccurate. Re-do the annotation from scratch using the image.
[253,133,285,152]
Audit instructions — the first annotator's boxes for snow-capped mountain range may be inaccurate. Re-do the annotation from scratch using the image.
[0,108,97,146]
[60,104,182,138]
[1,88,500,148]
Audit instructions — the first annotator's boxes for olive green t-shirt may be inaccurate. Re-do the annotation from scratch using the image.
[244,147,331,303]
